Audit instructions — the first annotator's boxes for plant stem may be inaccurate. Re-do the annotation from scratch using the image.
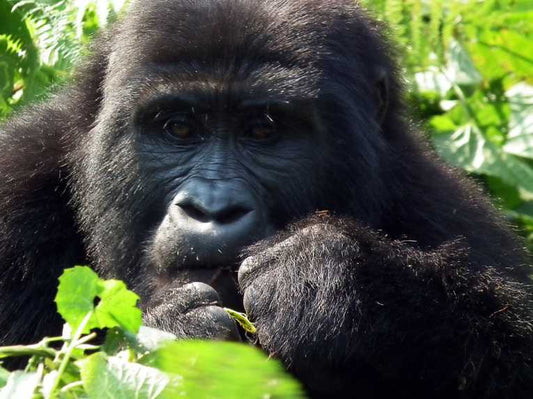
[49,311,94,398]
[0,345,56,359]
[224,307,257,334]
[60,380,84,394]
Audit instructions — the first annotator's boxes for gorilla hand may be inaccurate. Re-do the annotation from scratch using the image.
[143,282,240,341]
[238,221,361,391]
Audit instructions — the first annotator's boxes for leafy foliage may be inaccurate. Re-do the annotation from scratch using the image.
[0,267,303,399]
[362,0,533,251]
[56,266,142,334]
[0,0,128,118]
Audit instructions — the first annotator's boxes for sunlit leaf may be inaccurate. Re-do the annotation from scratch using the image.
[446,40,482,86]
[0,371,39,399]
[433,124,533,194]
[0,366,9,389]
[56,266,142,334]
[150,341,305,399]
[79,352,169,399]
[415,68,451,96]
[503,83,533,159]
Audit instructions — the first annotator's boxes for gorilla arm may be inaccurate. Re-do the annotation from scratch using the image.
[0,45,108,345]
[238,216,533,398]
[0,94,85,344]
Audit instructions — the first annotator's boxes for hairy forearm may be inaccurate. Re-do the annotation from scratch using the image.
[240,217,533,397]
[330,223,533,396]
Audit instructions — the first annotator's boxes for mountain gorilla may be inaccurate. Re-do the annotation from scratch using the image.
[1,0,532,397]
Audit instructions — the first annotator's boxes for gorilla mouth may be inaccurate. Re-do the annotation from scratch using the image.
[148,203,272,314]
[195,267,242,310]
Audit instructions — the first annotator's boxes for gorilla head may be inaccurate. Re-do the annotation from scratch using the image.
[73,0,393,308]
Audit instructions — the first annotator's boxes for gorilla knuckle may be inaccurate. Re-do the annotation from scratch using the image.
[181,282,220,304]
[238,256,260,287]
[189,305,240,341]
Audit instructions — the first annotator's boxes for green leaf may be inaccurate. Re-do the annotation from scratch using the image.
[0,366,9,388]
[55,266,101,331]
[56,266,142,334]
[446,40,482,86]
[79,352,169,399]
[103,326,176,357]
[433,124,533,194]
[0,371,39,399]
[40,370,59,398]
[503,83,533,159]
[94,279,142,333]
[224,308,257,334]
[414,69,451,96]
[150,341,304,399]
[134,327,177,352]
[430,114,459,133]
[485,176,523,209]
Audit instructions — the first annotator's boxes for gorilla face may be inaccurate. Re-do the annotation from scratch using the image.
[139,94,324,268]
[73,0,386,309]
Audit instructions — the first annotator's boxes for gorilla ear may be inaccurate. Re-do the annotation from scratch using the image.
[374,67,389,124]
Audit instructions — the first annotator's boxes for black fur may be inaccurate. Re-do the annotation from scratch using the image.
[0,1,532,398]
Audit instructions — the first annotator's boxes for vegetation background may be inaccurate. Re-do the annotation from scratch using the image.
[0,0,532,252]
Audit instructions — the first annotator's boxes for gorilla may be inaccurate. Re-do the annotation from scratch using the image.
[0,0,532,397]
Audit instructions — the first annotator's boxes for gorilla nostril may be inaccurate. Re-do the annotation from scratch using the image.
[178,203,211,223]
[216,206,252,224]
[176,201,252,224]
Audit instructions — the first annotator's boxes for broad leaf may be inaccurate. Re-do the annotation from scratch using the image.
[56,266,142,334]
[433,124,533,193]
[446,40,482,86]
[0,366,8,388]
[0,371,39,399]
[415,68,451,96]
[79,352,169,399]
[150,341,304,399]
[503,83,533,159]
[94,279,142,333]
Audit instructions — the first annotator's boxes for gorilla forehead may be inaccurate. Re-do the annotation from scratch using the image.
[121,62,321,110]
[104,0,334,104]
[118,0,327,65]
[102,0,382,125]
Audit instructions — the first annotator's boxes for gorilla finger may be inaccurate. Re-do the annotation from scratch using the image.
[184,305,241,341]
[238,234,301,288]
[238,256,261,288]
[242,285,258,319]
[182,282,221,305]
[168,282,221,313]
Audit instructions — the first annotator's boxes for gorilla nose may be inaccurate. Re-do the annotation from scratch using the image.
[176,198,252,224]
[157,179,272,267]
[168,178,261,231]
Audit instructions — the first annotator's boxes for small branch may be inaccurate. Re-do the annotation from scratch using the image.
[0,345,56,359]
[60,380,84,394]
[49,311,93,398]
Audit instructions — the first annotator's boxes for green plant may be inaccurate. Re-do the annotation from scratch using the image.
[362,0,533,252]
[0,0,129,118]
[0,267,303,399]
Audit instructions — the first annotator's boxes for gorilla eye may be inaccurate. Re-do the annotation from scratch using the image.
[248,114,278,140]
[163,118,193,139]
